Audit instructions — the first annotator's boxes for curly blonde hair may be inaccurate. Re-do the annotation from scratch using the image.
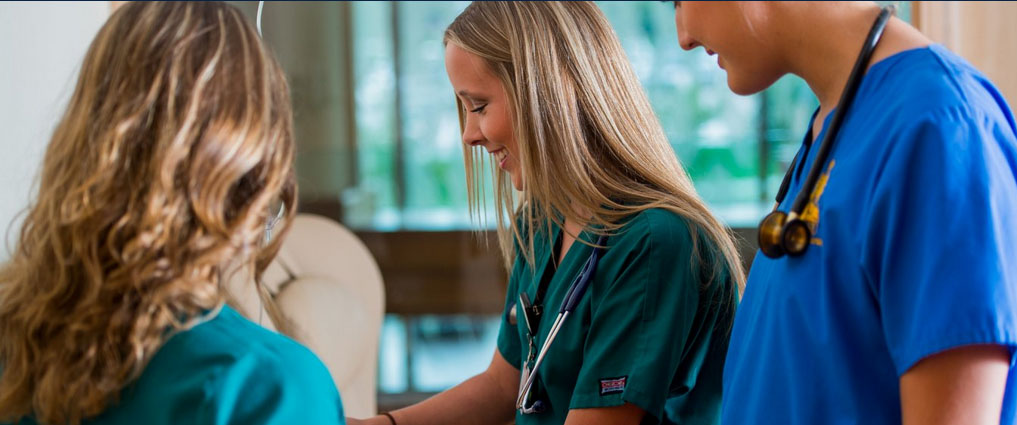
[0,2,297,424]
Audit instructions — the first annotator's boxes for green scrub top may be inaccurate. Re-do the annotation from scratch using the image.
[498,209,737,425]
[5,305,345,425]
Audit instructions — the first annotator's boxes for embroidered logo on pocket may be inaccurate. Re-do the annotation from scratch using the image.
[599,376,627,395]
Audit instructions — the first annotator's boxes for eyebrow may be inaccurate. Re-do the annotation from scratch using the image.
[457,90,487,101]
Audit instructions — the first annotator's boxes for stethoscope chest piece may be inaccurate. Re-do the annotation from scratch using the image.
[759,211,812,259]
[781,218,812,257]
[758,210,788,259]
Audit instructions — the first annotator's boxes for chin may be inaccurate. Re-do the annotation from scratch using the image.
[506,170,523,191]
[511,177,523,191]
[727,78,766,96]
[727,71,780,96]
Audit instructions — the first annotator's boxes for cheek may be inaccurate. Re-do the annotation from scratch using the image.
[500,123,518,157]
[486,105,517,153]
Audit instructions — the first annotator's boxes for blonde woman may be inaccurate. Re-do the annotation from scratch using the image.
[0,3,345,424]
[351,2,744,425]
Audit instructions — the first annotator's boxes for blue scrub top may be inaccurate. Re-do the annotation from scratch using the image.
[723,44,1017,424]
[6,304,346,425]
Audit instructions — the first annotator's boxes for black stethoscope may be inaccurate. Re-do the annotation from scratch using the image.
[509,233,609,414]
[758,5,895,259]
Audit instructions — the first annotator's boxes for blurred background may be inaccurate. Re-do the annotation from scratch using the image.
[2,0,1014,411]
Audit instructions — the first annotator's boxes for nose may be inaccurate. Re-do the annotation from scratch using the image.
[461,112,484,147]
[675,18,699,51]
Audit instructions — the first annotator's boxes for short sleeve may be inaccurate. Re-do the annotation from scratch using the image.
[496,254,523,370]
[200,347,346,425]
[861,106,1017,375]
[568,214,701,420]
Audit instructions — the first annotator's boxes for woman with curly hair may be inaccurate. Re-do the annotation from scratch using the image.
[0,2,345,424]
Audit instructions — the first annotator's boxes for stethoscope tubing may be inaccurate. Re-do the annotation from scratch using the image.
[516,310,570,408]
[515,233,609,410]
[786,6,894,217]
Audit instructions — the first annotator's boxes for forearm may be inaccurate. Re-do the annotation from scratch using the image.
[354,351,519,425]
[385,370,516,425]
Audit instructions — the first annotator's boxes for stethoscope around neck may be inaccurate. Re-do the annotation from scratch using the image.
[757,5,894,259]
[511,233,610,414]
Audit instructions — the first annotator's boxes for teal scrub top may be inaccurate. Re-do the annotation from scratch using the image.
[497,209,737,425]
[6,305,345,425]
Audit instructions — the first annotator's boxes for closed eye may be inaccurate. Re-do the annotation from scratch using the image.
[469,104,487,113]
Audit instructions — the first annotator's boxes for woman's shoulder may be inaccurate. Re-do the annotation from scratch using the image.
[160,305,333,383]
[610,208,732,285]
[613,207,695,251]
[120,305,343,423]
[874,45,1011,124]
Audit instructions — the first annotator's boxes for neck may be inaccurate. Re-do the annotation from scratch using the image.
[779,2,886,112]
[563,202,592,226]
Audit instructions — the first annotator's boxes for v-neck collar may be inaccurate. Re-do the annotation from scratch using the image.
[528,222,593,307]
[792,44,915,185]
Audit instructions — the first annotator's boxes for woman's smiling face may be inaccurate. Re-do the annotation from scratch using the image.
[444,43,523,191]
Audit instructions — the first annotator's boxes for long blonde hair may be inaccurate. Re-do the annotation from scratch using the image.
[0,3,296,424]
[445,2,746,293]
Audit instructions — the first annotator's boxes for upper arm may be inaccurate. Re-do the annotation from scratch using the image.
[861,110,1017,424]
[495,253,524,371]
[565,403,646,425]
[484,348,521,409]
[900,344,1010,425]
[862,110,1017,375]
[569,213,722,421]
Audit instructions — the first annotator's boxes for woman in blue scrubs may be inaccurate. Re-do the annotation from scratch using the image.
[352,2,743,425]
[0,3,344,424]
[672,2,1017,424]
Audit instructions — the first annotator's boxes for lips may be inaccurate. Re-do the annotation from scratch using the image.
[705,49,723,69]
[489,148,508,169]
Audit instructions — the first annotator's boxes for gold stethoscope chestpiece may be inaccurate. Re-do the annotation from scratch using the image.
[758,210,813,259]
[781,218,812,257]
[758,210,788,259]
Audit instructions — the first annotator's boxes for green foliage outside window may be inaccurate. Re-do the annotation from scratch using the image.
[350,1,910,230]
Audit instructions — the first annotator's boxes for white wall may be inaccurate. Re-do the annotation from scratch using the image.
[0,2,108,261]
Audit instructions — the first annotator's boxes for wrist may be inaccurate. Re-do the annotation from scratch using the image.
[380,411,398,425]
